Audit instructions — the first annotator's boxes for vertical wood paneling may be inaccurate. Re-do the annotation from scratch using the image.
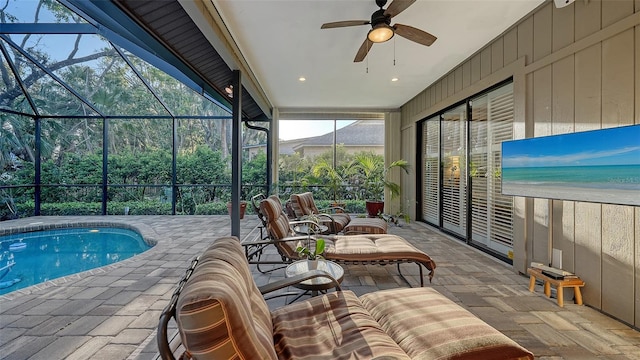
[552,56,575,134]
[454,67,463,94]
[480,47,492,79]
[533,199,550,263]
[552,200,575,274]
[447,73,455,98]
[551,54,575,279]
[637,26,640,125]
[603,30,635,128]
[635,209,640,327]
[575,44,602,131]
[504,27,518,65]
[431,84,436,106]
[532,64,552,263]
[518,16,534,64]
[471,54,481,84]
[462,61,471,88]
[441,77,449,100]
[602,205,635,324]
[552,3,575,51]
[425,88,432,110]
[602,0,634,27]
[434,81,442,104]
[573,41,603,309]
[575,0,601,40]
[533,3,553,61]
[600,27,635,325]
[524,69,535,265]
[491,37,504,73]
[575,202,602,306]
[533,66,553,137]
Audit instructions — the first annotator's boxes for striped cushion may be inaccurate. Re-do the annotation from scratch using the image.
[176,237,277,360]
[320,213,351,234]
[271,290,411,360]
[343,217,388,234]
[260,195,299,259]
[360,288,534,360]
[290,192,351,233]
[261,195,291,240]
[289,192,318,217]
[324,234,436,280]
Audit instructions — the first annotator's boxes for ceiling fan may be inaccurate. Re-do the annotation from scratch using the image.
[320,0,437,62]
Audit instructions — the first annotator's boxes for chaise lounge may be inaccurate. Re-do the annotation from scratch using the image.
[260,194,436,285]
[157,236,534,360]
[289,192,388,235]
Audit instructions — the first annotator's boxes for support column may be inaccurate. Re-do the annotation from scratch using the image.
[231,70,242,237]
[384,112,402,215]
[271,107,280,195]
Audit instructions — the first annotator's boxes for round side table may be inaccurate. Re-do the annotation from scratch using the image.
[285,259,344,300]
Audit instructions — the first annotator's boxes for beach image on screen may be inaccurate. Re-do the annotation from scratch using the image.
[501,124,640,206]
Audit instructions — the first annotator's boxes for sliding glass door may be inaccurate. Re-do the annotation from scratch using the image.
[418,82,514,260]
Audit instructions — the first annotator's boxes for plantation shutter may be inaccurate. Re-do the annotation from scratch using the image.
[470,83,514,254]
[441,105,467,236]
[488,86,514,249]
[422,117,440,224]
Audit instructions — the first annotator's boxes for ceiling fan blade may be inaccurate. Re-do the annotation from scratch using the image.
[354,38,374,62]
[394,23,437,46]
[321,20,369,29]
[384,0,416,18]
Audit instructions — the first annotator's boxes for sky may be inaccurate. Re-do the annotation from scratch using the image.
[279,120,355,141]
[502,125,640,168]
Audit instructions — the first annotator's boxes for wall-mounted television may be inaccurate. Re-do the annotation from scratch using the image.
[501,124,640,206]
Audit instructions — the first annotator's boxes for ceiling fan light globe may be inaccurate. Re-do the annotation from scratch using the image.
[368,24,394,43]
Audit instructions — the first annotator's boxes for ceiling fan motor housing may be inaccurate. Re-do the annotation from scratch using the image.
[375,0,388,8]
[371,8,391,27]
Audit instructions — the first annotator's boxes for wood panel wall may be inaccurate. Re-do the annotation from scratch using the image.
[400,0,640,326]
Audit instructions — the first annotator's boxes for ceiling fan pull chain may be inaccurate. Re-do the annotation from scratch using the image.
[393,37,396,66]
[366,42,369,73]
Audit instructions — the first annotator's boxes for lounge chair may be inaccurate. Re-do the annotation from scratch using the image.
[289,191,388,235]
[259,195,436,286]
[289,192,352,233]
[157,236,534,360]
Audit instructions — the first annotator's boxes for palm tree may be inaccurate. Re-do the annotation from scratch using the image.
[311,158,344,203]
[351,153,410,216]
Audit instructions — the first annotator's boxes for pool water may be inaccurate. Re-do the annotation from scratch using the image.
[0,227,153,295]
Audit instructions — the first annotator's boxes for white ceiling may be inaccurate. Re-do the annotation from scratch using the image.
[210,0,545,112]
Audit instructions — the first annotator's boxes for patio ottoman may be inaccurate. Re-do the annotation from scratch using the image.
[343,217,388,235]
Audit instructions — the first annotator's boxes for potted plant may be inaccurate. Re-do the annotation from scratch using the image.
[352,153,410,217]
[296,238,326,269]
[226,200,247,219]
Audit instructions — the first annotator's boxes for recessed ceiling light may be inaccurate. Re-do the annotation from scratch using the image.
[391,77,399,82]
[299,77,306,82]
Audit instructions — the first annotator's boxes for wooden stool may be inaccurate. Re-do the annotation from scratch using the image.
[527,267,585,307]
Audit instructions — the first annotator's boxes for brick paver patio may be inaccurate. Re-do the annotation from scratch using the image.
[1,215,639,359]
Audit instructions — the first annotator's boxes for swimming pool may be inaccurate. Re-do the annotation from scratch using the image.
[0,227,153,295]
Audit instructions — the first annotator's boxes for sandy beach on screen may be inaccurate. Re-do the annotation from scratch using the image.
[502,182,640,206]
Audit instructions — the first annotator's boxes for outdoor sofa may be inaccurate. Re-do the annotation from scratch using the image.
[157,236,534,360]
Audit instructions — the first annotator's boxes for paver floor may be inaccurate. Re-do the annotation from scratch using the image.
[1,215,639,359]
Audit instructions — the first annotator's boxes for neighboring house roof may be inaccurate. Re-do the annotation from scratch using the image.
[292,120,383,151]
[279,139,304,156]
